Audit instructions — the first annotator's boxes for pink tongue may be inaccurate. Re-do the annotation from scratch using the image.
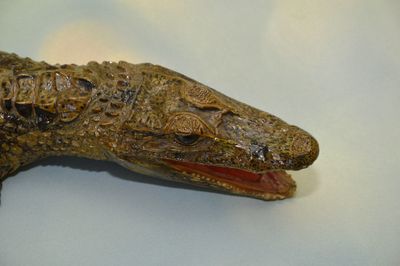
[165,160,261,182]
[164,159,292,194]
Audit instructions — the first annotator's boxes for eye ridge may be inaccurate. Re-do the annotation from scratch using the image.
[175,134,200,145]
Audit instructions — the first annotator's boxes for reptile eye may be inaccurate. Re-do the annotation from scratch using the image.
[175,134,200,145]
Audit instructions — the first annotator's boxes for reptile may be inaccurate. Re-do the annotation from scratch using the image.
[0,51,319,201]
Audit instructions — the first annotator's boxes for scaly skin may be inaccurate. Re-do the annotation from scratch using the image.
[0,51,319,201]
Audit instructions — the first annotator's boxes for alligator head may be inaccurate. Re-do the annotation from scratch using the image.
[104,64,319,200]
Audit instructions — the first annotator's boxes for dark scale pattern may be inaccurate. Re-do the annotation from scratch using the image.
[15,104,32,118]
[0,60,95,130]
[35,107,56,131]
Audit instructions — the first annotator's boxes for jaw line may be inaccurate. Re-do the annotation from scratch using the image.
[163,159,296,200]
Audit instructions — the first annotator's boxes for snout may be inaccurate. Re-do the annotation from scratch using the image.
[287,127,319,170]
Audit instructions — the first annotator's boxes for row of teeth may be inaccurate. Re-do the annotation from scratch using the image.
[182,171,234,190]
[180,170,286,200]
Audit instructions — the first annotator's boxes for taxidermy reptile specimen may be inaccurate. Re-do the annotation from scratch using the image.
[0,51,319,201]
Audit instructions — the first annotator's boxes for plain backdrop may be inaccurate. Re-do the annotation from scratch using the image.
[0,1,399,265]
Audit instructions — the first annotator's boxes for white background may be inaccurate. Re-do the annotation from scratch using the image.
[0,1,399,265]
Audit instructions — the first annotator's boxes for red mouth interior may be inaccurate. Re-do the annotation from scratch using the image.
[164,159,295,195]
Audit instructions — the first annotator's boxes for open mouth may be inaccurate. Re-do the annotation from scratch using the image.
[164,159,296,199]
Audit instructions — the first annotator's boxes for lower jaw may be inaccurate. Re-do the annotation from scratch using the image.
[164,159,296,200]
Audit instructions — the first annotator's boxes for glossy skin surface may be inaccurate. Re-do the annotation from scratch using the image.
[0,51,319,200]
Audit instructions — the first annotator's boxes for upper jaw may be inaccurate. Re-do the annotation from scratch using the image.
[218,113,319,172]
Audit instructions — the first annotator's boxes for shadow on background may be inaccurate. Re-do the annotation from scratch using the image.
[15,156,236,197]
[293,168,319,198]
[13,156,319,200]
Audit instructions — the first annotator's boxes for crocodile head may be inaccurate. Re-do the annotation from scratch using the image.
[106,64,319,200]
